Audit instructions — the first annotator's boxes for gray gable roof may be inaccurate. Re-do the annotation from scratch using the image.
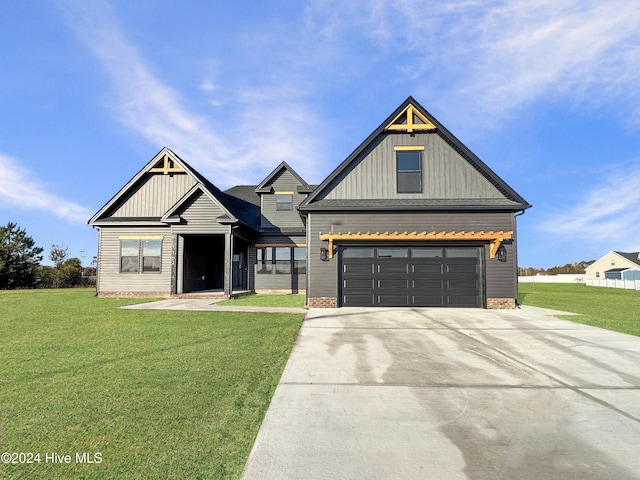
[299,96,531,212]
[255,161,313,194]
[614,251,640,267]
[89,147,258,230]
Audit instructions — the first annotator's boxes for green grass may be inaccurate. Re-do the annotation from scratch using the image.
[0,289,303,479]
[219,293,306,308]
[518,283,640,336]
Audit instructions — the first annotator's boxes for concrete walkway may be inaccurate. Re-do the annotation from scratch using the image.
[241,306,640,479]
[120,298,307,314]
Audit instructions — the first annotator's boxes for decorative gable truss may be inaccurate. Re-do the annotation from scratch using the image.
[385,103,436,133]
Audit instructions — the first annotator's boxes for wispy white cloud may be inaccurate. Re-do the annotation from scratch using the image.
[305,0,640,124]
[56,0,325,186]
[0,153,92,224]
[539,163,640,252]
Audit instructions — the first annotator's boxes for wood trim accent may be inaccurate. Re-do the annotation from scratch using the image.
[385,104,436,133]
[318,231,513,259]
[274,191,295,195]
[149,153,186,175]
[394,146,425,151]
[119,235,164,240]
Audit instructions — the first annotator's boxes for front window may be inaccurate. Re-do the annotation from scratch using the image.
[257,247,273,274]
[276,194,293,211]
[257,246,306,275]
[142,240,161,272]
[275,247,291,274]
[120,238,162,273]
[120,240,140,273]
[396,151,422,193]
[294,247,307,274]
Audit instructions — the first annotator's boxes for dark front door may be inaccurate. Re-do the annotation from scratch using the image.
[340,246,482,307]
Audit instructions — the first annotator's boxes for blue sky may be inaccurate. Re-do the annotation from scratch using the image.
[2,0,640,268]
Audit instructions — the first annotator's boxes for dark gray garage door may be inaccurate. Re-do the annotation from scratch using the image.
[340,246,482,307]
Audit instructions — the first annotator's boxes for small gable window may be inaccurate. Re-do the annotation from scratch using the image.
[276,194,293,211]
[396,150,422,193]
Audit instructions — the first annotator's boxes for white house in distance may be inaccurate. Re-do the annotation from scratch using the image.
[585,251,640,279]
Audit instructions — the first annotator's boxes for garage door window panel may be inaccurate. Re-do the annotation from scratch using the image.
[412,248,443,258]
[343,248,375,258]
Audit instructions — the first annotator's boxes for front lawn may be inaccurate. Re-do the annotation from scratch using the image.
[0,289,303,479]
[219,293,306,308]
[519,283,640,336]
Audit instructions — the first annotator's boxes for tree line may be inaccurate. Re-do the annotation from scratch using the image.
[518,260,595,277]
[0,222,96,290]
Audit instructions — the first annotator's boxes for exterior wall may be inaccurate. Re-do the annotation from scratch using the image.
[623,269,640,281]
[110,173,196,217]
[323,133,505,201]
[306,211,517,306]
[585,252,640,279]
[260,169,307,231]
[96,226,173,294]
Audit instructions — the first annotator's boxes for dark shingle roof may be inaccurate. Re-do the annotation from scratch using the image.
[299,96,531,213]
[302,198,524,211]
[614,252,640,266]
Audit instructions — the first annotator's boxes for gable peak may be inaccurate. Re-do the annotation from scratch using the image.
[385,103,436,133]
[148,149,186,175]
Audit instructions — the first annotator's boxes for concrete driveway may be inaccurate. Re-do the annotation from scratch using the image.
[241,306,640,480]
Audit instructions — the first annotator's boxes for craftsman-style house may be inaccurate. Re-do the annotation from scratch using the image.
[89,97,531,308]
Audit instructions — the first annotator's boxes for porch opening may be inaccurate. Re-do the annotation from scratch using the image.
[182,235,224,293]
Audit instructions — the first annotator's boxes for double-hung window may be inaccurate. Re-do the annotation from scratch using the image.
[395,147,423,193]
[276,194,293,211]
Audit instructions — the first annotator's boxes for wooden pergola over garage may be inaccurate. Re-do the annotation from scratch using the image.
[319,231,513,259]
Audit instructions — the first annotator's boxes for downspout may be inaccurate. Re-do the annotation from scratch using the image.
[514,209,526,306]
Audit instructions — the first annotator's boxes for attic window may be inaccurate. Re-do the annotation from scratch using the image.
[396,150,422,193]
[276,194,293,211]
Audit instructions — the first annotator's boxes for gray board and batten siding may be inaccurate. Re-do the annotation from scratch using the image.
[109,173,197,218]
[305,209,517,305]
[321,133,506,201]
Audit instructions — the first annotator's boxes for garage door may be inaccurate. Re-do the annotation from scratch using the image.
[340,246,482,307]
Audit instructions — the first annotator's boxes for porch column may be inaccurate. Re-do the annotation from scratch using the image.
[224,230,234,296]
[170,233,178,295]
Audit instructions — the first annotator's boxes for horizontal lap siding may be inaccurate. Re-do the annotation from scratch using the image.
[98,226,172,293]
[260,170,308,231]
[308,211,516,299]
[171,191,229,234]
[254,234,307,291]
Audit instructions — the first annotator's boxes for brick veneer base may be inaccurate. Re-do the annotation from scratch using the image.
[308,297,338,308]
[97,291,231,300]
[487,298,516,309]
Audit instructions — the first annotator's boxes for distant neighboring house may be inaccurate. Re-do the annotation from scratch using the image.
[89,97,531,308]
[603,268,640,281]
[585,251,640,279]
